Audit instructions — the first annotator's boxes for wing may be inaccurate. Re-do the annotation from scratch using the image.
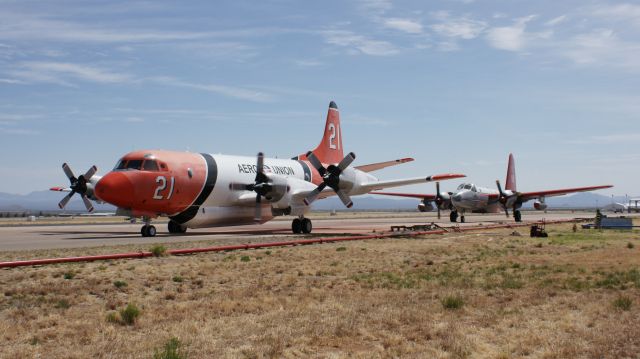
[355,158,413,173]
[371,192,437,200]
[518,185,613,202]
[358,173,466,192]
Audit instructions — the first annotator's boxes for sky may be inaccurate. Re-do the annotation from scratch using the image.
[0,0,638,198]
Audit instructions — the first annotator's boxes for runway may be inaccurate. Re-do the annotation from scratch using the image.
[0,211,596,252]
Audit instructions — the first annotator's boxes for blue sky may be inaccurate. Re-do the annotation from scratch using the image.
[0,0,637,197]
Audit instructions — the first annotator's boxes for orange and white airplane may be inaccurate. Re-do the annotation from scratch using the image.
[51,101,464,237]
[373,153,612,223]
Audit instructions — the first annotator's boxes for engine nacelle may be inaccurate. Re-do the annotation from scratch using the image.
[418,201,434,212]
[533,200,548,211]
[263,173,288,202]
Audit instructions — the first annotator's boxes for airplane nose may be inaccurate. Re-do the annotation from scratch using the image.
[95,172,135,208]
[452,194,462,202]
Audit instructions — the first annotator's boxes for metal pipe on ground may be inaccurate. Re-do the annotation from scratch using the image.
[0,218,582,269]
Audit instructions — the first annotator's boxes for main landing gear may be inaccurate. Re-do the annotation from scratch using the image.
[514,210,522,222]
[168,220,187,234]
[141,224,157,237]
[292,216,312,234]
[449,210,465,223]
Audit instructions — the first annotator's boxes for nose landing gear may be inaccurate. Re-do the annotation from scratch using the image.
[292,216,312,234]
[140,217,157,237]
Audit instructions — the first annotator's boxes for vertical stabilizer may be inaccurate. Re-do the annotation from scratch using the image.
[505,153,517,191]
[295,101,344,164]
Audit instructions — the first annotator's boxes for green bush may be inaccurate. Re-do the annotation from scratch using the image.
[55,299,71,309]
[150,245,167,257]
[114,280,128,288]
[106,312,119,323]
[441,295,464,310]
[63,272,75,280]
[172,276,183,283]
[613,296,632,311]
[628,242,635,249]
[336,247,347,252]
[153,337,186,359]
[120,303,141,325]
[240,256,250,262]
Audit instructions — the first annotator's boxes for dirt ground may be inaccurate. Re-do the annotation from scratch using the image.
[1,223,639,358]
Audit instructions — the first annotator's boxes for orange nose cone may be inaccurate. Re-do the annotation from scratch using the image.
[95,172,135,208]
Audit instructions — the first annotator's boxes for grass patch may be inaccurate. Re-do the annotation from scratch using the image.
[613,296,633,311]
[172,276,183,283]
[336,247,347,252]
[150,245,167,257]
[120,303,141,325]
[628,242,635,249]
[153,337,186,359]
[54,299,71,309]
[240,255,250,262]
[113,280,128,288]
[441,295,464,310]
[63,272,75,280]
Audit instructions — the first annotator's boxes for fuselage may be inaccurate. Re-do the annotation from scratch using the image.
[93,149,376,228]
[450,183,516,213]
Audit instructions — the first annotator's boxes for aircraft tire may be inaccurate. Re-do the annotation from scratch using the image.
[460,215,465,223]
[147,225,157,237]
[514,210,522,222]
[449,211,458,223]
[301,218,312,234]
[292,218,302,234]
[168,220,186,234]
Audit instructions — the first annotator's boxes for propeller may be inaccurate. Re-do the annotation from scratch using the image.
[434,182,443,219]
[57,163,97,212]
[496,180,510,218]
[303,151,356,208]
[228,152,274,222]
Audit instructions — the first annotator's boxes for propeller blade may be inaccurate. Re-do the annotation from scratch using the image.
[303,183,327,206]
[254,194,262,221]
[58,192,74,209]
[504,207,510,218]
[305,151,326,176]
[62,163,75,181]
[495,180,509,217]
[496,180,504,195]
[81,194,95,212]
[337,152,356,171]
[83,165,97,180]
[256,152,264,174]
[336,190,353,208]
[229,183,252,191]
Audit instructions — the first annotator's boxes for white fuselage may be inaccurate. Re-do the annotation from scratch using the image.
[449,183,515,213]
[183,154,377,228]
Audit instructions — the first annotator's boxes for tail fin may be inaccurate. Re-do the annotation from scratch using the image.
[505,153,517,191]
[295,101,344,164]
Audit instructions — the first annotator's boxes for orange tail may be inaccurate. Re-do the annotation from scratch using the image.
[505,153,517,191]
[295,101,344,164]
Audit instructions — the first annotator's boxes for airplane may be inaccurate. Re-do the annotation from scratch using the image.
[372,153,613,223]
[51,101,465,237]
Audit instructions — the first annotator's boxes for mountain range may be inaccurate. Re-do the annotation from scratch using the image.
[0,190,629,214]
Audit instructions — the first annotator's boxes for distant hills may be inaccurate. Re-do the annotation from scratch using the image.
[0,190,628,214]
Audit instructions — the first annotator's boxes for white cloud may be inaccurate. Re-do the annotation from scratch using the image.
[485,15,542,51]
[149,77,275,103]
[357,0,392,16]
[383,18,423,34]
[545,15,567,27]
[560,29,640,72]
[589,3,640,23]
[322,30,399,56]
[11,62,131,84]
[430,14,487,39]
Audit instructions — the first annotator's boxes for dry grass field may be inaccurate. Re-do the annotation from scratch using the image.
[1,223,639,358]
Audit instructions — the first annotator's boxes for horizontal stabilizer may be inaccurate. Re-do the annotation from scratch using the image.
[359,173,465,192]
[355,158,414,173]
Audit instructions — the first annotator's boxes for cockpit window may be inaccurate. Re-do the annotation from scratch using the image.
[143,160,159,171]
[126,159,143,170]
[457,184,465,190]
[464,184,472,190]
[114,159,127,170]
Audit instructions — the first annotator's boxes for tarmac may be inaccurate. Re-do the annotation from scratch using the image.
[0,211,597,252]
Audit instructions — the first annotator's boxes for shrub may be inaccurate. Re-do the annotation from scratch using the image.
[114,280,128,288]
[240,256,250,262]
[120,303,141,325]
[265,250,272,255]
[336,247,347,252]
[153,337,186,359]
[63,272,75,280]
[627,242,635,249]
[150,245,167,257]
[613,296,632,311]
[172,276,183,283]
[441,295,464,310]
[106,312,119,323]
[55,299,70,309]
